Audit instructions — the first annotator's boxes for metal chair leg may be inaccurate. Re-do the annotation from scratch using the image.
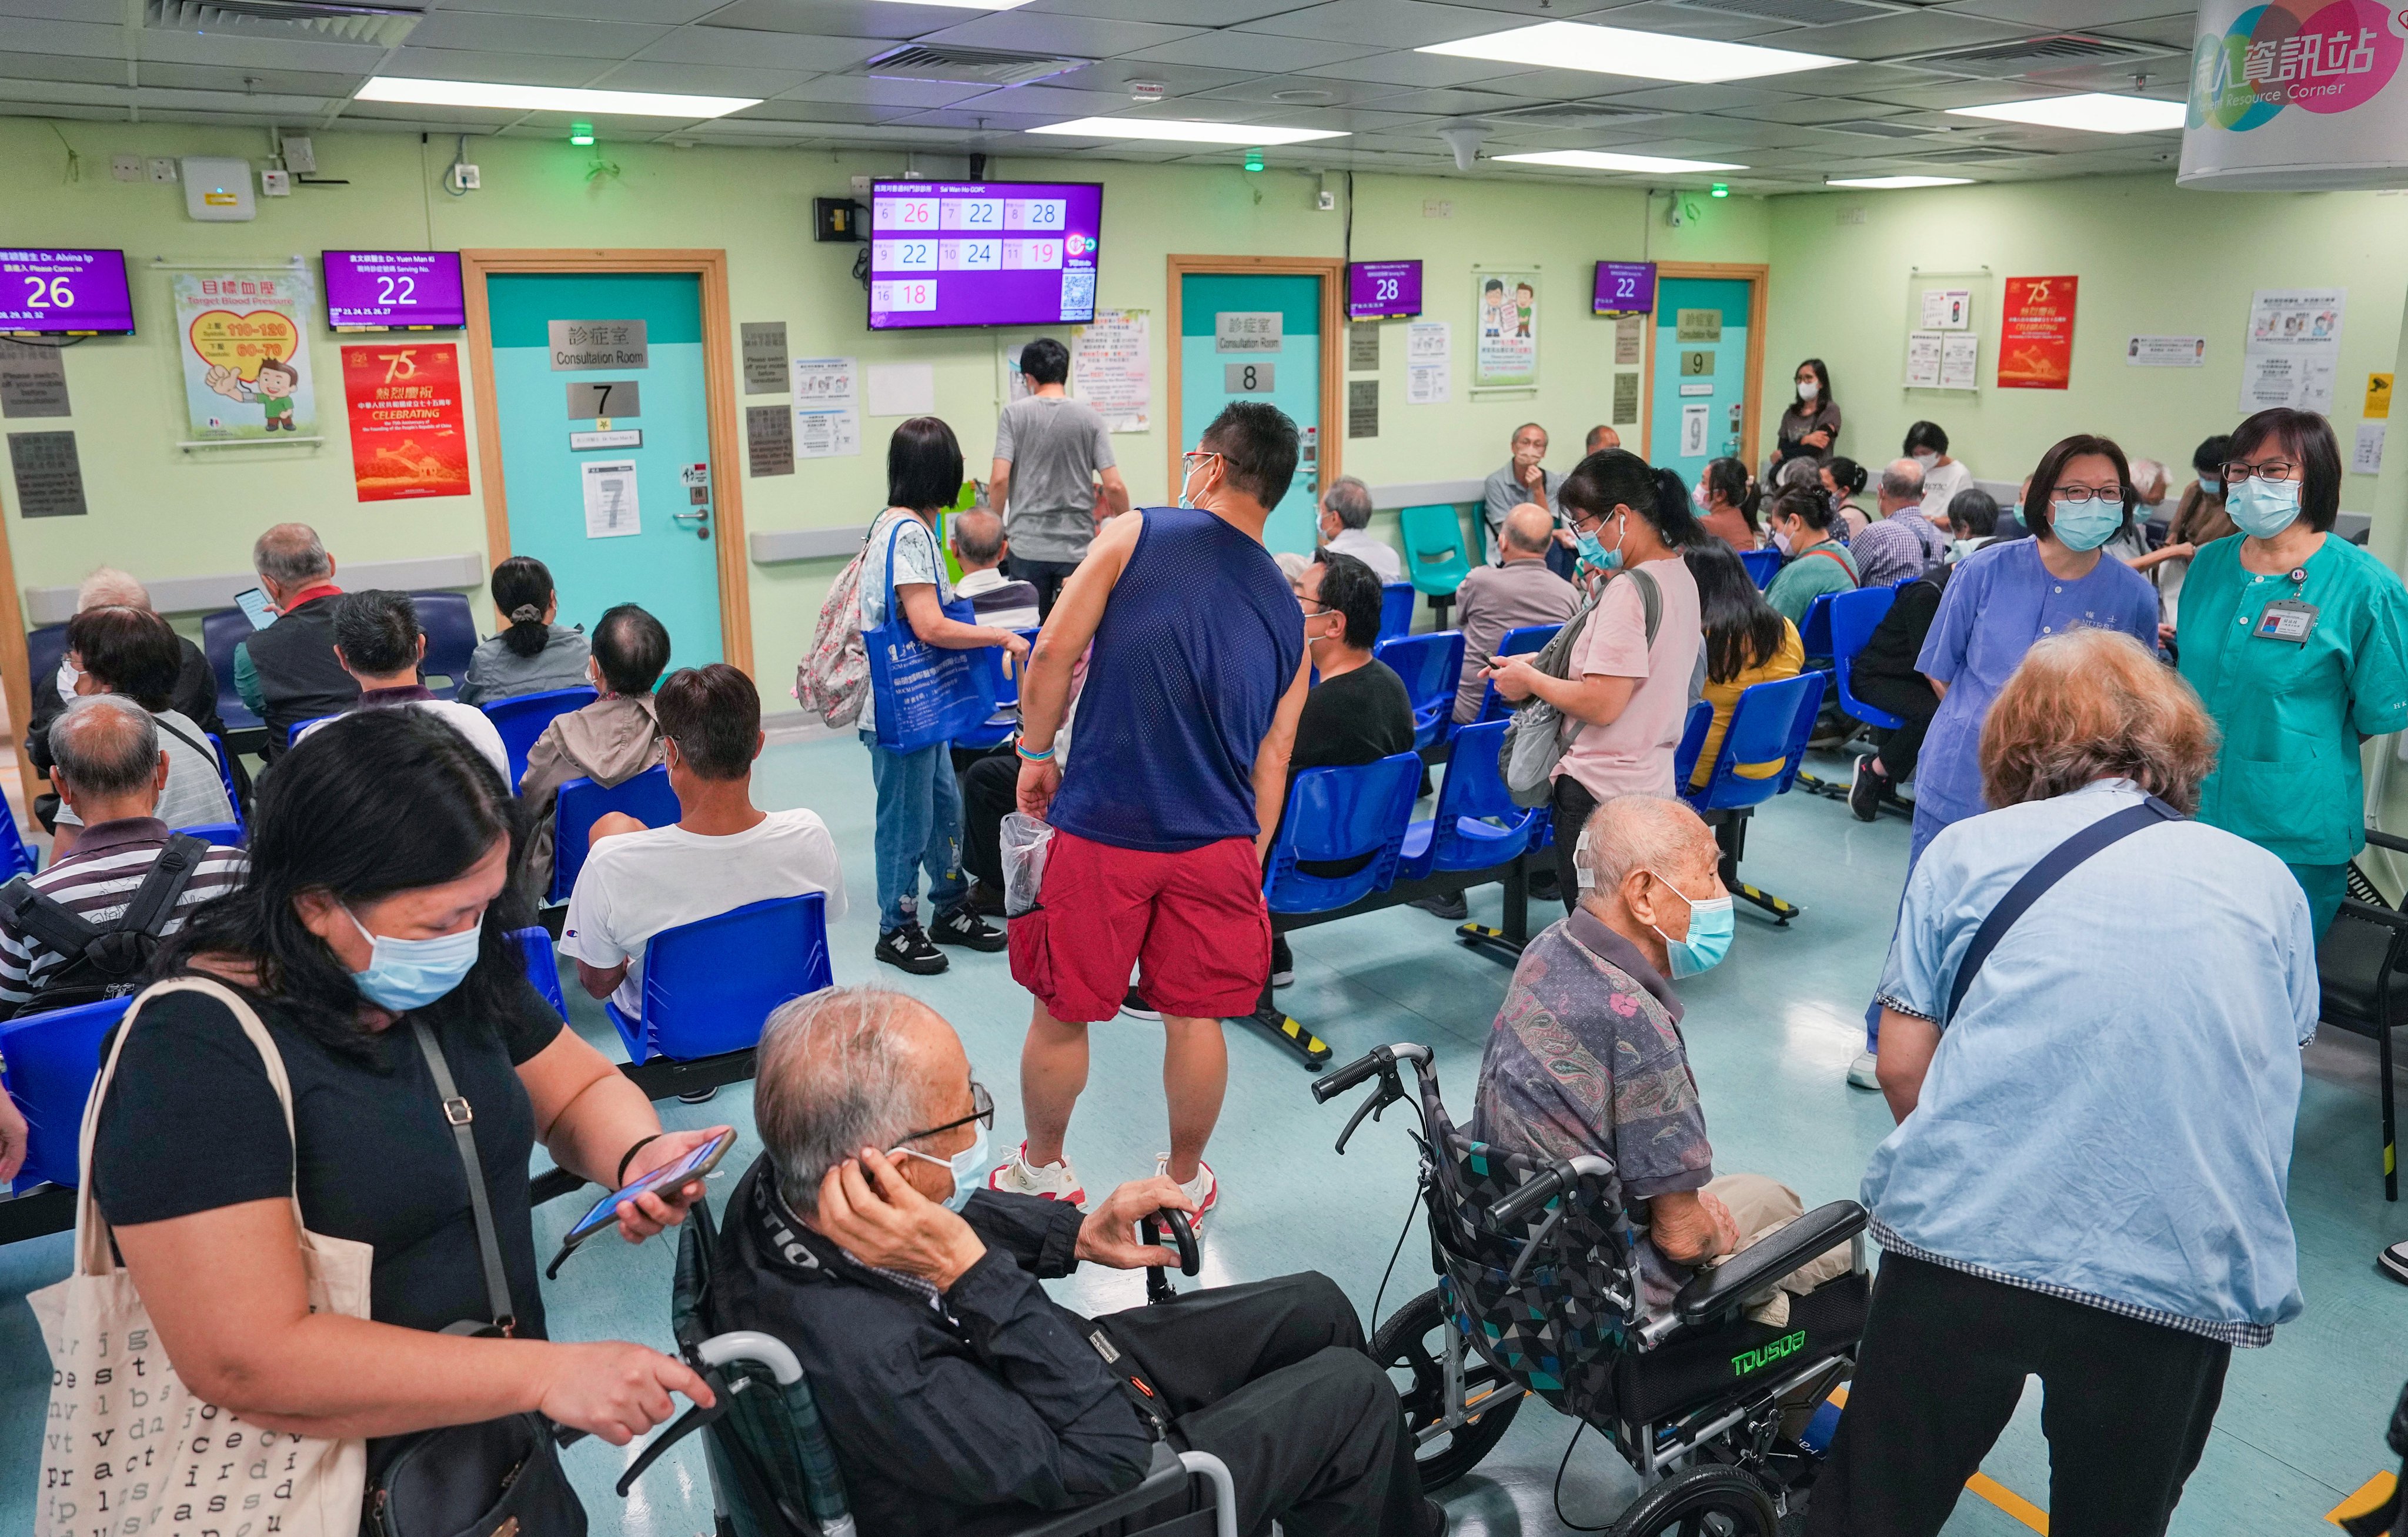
[2384,1023,2397,1202]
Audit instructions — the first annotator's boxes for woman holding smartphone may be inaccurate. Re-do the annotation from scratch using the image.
[90,709,720,1468]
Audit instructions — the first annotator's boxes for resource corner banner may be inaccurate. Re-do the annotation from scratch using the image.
[341,342,471,502]
[2180,0,2408,189]
[173,270,317,441]
[1998,275,2077,390]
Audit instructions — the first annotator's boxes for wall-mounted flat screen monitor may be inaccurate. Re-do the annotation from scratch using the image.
[867,181,1102,331]
[0,249,134,335]
[1347,260,1422,322]
[323,251,467,330]
[1593,260,1658,316]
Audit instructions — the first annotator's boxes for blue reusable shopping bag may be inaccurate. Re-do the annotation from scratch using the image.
[863,514,1000,752]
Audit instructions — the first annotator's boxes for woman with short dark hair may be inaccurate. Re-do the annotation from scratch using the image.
[460,555,590,706]
[2174,407,2408,936]
[1762,486,1858,627]
[54,605,235,853]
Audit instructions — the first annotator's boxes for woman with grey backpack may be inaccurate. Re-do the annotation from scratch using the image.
[1486,448,1708,912]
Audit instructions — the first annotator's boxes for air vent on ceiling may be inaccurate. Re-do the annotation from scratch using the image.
[1905,34,2166,78]
[146,0,421,45]
[861,44,1090,88]
[1485,102,1668,131]
[1669,0,1909,25]
[1817,118,1933,138]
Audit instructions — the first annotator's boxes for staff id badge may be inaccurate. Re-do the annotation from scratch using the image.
[2255,599,2318,644]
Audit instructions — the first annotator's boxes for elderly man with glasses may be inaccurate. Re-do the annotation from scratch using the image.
[709,986,1441,1537]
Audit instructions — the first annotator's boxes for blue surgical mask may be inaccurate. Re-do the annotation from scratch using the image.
[1649,873,1735,979]
[893,1121,990,1212]
[1578,515,1628,572]
[2228,476,2302,539]
[344,906,482,1012]
[2199,476,2222,496]
[2050,498,2123,553]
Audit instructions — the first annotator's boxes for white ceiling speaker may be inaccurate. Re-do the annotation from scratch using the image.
[1438,125,1487,172]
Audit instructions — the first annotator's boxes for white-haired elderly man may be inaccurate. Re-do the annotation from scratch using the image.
[709,986,1442,1537]
[1317,475,1403,584]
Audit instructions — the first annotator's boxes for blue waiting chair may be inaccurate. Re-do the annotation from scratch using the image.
[551,765,681,903]
[483,686,598,791]
[173,821,244,847]
[1472,622,1561,724]
[1378,582,1415,643]
[1263,751,1422,914]
[510,925,569,1019]
[1396,720,1542,883]
[0,813,36,881]
[286,714,341,747]
[199,607,264,733]
[0,995,132,1193]
[1740,549,1784,589]
[1400,504,1474,628]
[607,892,833,1068]
[203,733,243,834]
[1829,586,1903,732]
[26,624,66,698]
[1374,630,1467,751]
[1797,591,1839,662]
[1678,672,1827,925]
[411,591,478,700]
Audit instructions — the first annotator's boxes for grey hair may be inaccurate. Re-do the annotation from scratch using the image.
[1273,550,1312,585]
[252,522,332,586]
[1575,794,1711,897]
[950,505,1005,565]
[1322,475,1374,531]
[1501,502,1555,555]
[77,567,148,612]
[2130,458,2168,500]
[1775,457,1822,492]
[49,694,159,799]
[754,986,936,1206]
[1880,459,1925,501]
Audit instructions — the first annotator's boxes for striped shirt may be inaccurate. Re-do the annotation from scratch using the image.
[0,817,247,1009]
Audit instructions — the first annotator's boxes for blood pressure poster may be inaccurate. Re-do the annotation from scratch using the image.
[173,269,319,441]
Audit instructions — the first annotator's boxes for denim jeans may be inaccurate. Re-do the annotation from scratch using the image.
[863,734,971,932]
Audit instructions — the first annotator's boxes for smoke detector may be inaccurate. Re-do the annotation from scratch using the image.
[1129,80,1165,104]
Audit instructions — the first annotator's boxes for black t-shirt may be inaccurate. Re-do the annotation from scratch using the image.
[1854,564,1951,689]
[1284,659,1416,877]
[93,973,563,1344]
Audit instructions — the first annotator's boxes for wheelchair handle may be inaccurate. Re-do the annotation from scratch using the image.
[1310,1042,1431,1103]
[1140,1206,1200,1276]
[1491,1153,1616,1228]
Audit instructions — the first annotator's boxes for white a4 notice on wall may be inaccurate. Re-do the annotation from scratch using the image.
[582,459,640,539]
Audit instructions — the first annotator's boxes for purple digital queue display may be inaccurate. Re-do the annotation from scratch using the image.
[0,249,134,335]
[1593,260,1658,316]
[323,251,467,330]
[1347,260,1422,322]
[868,181,1103,331]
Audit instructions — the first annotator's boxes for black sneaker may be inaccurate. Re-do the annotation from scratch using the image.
[1121,989,1163,1022]
[676,1085,720,1105]
[1848,756,1887,823]
[876,923,948,975]
[930,903,1007,952]
[964,879,1007,918]
[2380,1241,2408,1286]
[1410,891,1468,921]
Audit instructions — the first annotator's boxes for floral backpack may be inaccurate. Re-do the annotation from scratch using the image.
[792,518,889,729]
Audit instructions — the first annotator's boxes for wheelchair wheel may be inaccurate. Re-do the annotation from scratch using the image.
[1370,1288,1525,1489]
[1608,1464,1778,1537]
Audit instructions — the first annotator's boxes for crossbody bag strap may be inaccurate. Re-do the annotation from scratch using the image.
[408,1017,516,1334]
[1944,795,2179,1023]
[151,712,218,769]
[118,833,206,942]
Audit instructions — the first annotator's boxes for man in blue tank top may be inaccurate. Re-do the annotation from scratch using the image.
[993,402,1310,1225]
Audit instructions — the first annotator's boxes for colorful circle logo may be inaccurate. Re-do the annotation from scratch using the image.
[1066,234,1089,256]
[2191,1,2405,129]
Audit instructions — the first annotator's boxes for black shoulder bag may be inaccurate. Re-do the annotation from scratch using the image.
[366,1021,589,1537]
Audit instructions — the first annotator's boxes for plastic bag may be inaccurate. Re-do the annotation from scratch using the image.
[1000,812,1056,918]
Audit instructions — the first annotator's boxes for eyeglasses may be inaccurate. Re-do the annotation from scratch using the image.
[898,1081,994,1146]
[2048,486,2125,506]
[2219,458,2299,484]
[1180,451,1221,477]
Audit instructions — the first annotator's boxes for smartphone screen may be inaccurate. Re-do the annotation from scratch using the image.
[233,586,277,630]
[563,1129,737,1247]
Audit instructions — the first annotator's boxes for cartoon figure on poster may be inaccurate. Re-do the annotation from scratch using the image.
[172,269,319,442]
[1514,281,1534,338]
[1480,276,1508,338]
[206,355,303,431]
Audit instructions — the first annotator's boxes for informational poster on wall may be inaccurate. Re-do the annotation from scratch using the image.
[1905,331,1943,388]
[1406,321,1450,404]
[793,355,861,459]
[2354,422,2385,476]
[1472,268,1538,390]
[9,429,84,517]
[0,339,69,418]
[1679,402,1710,458]
[1919,288,1971,330]
[740,322,788,395]
[1939,335,1979,391]
[1071,308,1150,432]
[2126,335,2206,367]
[746,404,793,477]
[1612,372,1639,426]
[1348,378,1378,439]
[1348,325,1379,372]
[1614,315,1642,366]
[338,342,469,502]
[2239,288,2344,413]
[173,268,319,442]
[582,459,640,539]
[1997,275,2077,390]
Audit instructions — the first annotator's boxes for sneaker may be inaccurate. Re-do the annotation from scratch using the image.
[1154,1152,1218,1231]
[1410,891,1468,921]
[2380,1241,2408,1286]
[676,1085,720,1105]
[1847,1051,1881,1091]
[988,1141,1086,1207]
[964,879,1007,918]
[1121,988,1162,1022]
[1270,935,1295,989]
[875,923,948,975]
[930,902,1007,952]
[1849,755,1893,823]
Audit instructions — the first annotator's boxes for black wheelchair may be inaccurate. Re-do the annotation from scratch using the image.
[1317,1042,1872,1535]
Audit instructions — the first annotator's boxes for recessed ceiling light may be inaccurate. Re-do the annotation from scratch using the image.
[1418,21,1843,84]
[1826,175,1974,188]
[1028,117,1348,145]
[1945,93,2185,134]
[1494,149,1745,174]
[356,77,759,118]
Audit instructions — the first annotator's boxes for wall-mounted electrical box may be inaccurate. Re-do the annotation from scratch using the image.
[814,197,864,242]
[182,156,255,221]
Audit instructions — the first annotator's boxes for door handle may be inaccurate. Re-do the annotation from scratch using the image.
[674,507,710,541]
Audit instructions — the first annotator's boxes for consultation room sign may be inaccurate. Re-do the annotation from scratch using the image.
[549,319,648,371]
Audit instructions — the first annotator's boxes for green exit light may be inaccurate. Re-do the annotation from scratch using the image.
[570,122,596,146]
[1710,182,1729,198]
[1244,147,1265,172]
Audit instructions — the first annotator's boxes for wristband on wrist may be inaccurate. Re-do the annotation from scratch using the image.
[1015,739,1056,764]
[616,1133,664,1186]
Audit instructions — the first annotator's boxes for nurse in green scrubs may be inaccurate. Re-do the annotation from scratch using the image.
[2175,407,2408,936]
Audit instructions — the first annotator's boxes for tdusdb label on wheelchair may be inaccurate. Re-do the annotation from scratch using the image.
[1732,1329,1806,1379]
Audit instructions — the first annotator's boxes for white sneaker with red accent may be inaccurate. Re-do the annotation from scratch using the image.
[1153,1153,1218,1232]
[988,1142,1086,1208]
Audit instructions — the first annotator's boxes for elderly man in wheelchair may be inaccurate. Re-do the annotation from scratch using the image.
[1313,795,1872,1535]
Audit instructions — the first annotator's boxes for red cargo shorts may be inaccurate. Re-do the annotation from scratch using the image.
[1007,828,1271,1024]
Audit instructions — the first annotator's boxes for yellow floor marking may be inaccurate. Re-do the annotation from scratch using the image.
[1822,1386,2049,1533]
[2327,1471,2395,1526]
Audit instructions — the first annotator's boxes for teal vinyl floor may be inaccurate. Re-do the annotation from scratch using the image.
[4,734,2405,1535]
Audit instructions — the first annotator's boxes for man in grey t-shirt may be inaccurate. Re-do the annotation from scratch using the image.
[991,337,1130,618]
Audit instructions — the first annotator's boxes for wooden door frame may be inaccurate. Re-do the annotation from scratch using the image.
[460,248,753,676]
[0,496,39,829]
[1639,262,1771,470]
[1163,255,1345,498]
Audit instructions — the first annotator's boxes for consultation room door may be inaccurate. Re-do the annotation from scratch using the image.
[486,272,722,669]
[1175,269,1332,557]
[1649,274,1758,489]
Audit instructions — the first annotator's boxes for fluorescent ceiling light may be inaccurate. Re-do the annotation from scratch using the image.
[1494,149,1744,174]
[355,77,760,118]
[1418,21,1843,84]
[1028,118,1347,145]
[1946,93,2185,134]
[1826,175,1973,188]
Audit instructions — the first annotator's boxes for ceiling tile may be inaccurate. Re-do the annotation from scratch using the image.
[1938,0,2194,24]
[378,46,622,88]
[587,60,817,97]
[2093,16,2197,49]
[775,72,995,108]
[0,50,121,86]
[697,0,950,42]
[1351,84,1539,115]
[1552,2,1801,44]
[1043,59,1273,98]
[133,27,389,74]
[1604,82,1809,111]
[950,82,1163,115]
[0,0,120,20]
[403,12,669,59]
[1119,31,1386,71]
[1302,49,1531,89]
[909,11,1204,56]
[633,26,886,71]
[1025,0,1308,22]
[0,14,129,55]
[734,98,917,124]
[1235,0,1522,48]
[1749,95,1916,124]
[443,0,724,19]
[1800,10,2033,64]
[135,61,362,97]
[1189,71,1413,106]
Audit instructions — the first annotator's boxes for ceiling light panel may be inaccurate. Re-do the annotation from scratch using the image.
[1945,92,2185,134]
[355,76,759,116]
[1028,116,1348,144]
[1494,148,1746,173]
[1827,174,1973,187]
[1418,21,1846,84]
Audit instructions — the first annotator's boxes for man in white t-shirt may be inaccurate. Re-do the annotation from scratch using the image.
[561,662,844,1032]
[299,590,510,782]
